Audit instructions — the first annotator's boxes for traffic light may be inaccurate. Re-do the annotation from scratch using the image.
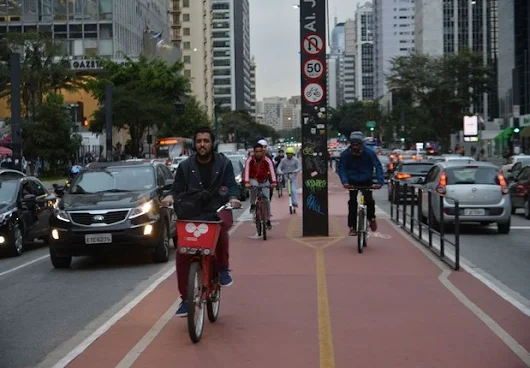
[83,117,88,127]
[370,127,374,131]
[514,127,520,133]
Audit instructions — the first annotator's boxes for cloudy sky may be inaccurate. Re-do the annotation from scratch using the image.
[249,0,363,100]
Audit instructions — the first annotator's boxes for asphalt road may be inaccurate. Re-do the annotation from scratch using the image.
[373,186,530,304]
[0,200,252,368]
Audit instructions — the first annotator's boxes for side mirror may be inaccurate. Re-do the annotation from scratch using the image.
[54,186,65,197]
[507,168,512,173]
[163,179,174,190]
[23,193,36,204]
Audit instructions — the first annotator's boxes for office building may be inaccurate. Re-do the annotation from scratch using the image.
[373,0,415,99]
[354,2,375,101]
[343,19,356,103]
[415,0,499,121]
[250,56,256,115]
[211,0,252,111]
[172,0,215,117]
[328,21,345,108]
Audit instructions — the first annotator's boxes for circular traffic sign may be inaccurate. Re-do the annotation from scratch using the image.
[303,34,324,55]
[303,82,325,104]
[303,58,324,79]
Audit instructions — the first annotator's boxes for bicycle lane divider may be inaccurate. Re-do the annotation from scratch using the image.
[48,209,250,368]
[121,213,323,367]
[325,176,530,367]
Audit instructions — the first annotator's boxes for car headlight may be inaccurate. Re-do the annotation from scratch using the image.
[129,200,154,219]
[56,210,70,222]
[0,209,14,223]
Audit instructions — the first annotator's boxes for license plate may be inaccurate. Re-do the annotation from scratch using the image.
[85,233,112,244]
[464,209,485,216]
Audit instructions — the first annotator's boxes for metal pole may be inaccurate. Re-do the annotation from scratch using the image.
[10,53,23,171]
[454,200,460,270]
[105,84,113,161]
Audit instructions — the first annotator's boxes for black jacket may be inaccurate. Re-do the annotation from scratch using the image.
[170,153,239,217]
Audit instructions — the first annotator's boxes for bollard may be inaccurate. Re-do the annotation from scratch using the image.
[454,200,460,270]
[410,186,415,233]
[439,195,445,258]
[402,183,407,227]
[428,191,433,248]
[418,188,423,240]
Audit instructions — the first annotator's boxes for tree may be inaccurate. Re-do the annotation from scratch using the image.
[386,50,494,148]
[156,95,211,139]
[328,99,383,137]
[219,109,279,146]
[22,93,81,171]
[87,57,190,156]
[0,33,86,119]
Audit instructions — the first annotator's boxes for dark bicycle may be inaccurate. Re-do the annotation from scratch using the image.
[251,185,271,240]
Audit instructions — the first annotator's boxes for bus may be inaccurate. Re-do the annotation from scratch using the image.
[154,137,193,164]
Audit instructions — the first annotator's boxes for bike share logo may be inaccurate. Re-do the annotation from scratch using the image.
[185,223,209,240]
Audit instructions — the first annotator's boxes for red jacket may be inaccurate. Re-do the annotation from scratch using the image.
[244,155,277,184]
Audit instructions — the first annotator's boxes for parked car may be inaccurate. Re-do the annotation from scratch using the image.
[388,159,435,203]
[0,176,56,256]
[508,164,530,219]
[419,161,511,233]
[49,161,176,268]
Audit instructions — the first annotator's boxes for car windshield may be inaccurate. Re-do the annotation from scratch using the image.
[70,166,156,194]
[232,162,242,176]
[172,157,186,164]
[446,167,499,185]
[516,157,530,165]
[378,156,390,165]
[0,180,18,204]
[401,164,433,174]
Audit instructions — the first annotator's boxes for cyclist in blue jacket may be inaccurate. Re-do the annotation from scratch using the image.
[338,131,384,236]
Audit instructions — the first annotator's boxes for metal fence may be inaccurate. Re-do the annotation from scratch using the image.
[389,179,460,271]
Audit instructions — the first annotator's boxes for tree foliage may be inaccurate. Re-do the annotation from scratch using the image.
[156,95,210,139]
[22,93,81,166]
[219,109,279,145]
[87,57,194,157]
[328,99,383,137]
[386,50,494,147]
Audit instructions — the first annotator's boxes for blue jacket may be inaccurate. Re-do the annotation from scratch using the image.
[338,145,384,185]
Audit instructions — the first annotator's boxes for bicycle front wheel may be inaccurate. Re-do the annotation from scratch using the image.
[207,259,221,322]
[187,261,205,343]
[357,209,366,254]
[261,204,268,241]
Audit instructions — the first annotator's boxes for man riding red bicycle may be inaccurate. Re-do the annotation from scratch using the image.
[162,126,241,317]
[338,131,384,236]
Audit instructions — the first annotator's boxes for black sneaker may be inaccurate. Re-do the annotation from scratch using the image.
[250,204,256,213]
[266,220,272,230]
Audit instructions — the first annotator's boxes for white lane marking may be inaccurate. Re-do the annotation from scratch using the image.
[387,211,530,317]
[50,208,249,368]
[439,270,530,366]
[115,298,182,368]
[0,255,48,278]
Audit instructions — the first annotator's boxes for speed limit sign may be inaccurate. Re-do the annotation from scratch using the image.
[303,59,324,80]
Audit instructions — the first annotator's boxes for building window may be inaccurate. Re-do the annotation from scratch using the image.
[183,42,191,49]
[183,0,189,7]
[183,13,190,22]
[184,70,191,78]
[183,55,191,63]
[183,28,190,36]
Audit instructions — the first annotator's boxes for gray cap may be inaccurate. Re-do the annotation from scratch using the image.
[349,131,364,143]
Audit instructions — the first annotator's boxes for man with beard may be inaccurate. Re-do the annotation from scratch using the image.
[162,126,241,317]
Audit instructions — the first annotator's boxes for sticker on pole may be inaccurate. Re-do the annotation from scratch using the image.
[303,34,324,55]
[303,59,324,79]
[303,82,324,104]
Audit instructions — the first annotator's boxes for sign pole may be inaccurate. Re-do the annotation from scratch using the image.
[105,84,113,161]
[300,0,328,237]
[10,53,23,171]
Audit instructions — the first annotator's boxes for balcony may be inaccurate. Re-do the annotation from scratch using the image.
[170,0,181,14]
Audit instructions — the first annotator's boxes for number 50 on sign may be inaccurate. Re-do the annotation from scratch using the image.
[303,59,324,80]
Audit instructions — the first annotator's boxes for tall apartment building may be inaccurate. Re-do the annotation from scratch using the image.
[211,0,252,111]
[250,56,256,115]
[498,0,530,131]
[343,19,356,103]
[354,2,375,101]
[171,0,214,117]
[415,0,499,120]
[373,0,415,99]
[327,21,346,108]
[263,96,287,131]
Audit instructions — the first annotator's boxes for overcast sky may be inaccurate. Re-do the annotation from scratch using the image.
[249,0,363,101]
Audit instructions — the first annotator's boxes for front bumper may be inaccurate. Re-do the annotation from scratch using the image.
[49,215,163,256]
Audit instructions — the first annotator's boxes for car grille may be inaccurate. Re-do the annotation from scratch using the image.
[69,210,130,226]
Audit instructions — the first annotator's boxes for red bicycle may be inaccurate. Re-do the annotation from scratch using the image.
[175,203,238,343]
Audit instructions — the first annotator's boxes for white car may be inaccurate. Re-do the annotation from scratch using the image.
[169,156,189,173]
[501,155,530,178]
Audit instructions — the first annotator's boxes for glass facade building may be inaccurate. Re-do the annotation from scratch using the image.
[0,0,169,59]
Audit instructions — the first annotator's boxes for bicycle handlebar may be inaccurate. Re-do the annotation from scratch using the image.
[217,202,243,213]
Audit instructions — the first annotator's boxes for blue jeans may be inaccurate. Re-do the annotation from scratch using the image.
[286,173,298,206]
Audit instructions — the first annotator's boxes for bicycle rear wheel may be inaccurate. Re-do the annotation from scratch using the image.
[187,261,205,343]
[357,209,366,254]
[207,260,221,322]
[261,204,268,241]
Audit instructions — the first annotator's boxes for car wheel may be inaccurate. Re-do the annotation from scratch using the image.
[153,221,170,263]
[50,247,72,269]
[497,220,510,234]
[524,199,530,220]
[10,222,24,257]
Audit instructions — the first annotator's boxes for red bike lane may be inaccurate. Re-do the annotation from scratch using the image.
[60,174,530,368]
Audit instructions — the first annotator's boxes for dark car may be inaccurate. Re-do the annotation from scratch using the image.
[49,161,176,268]
[0,176,56,256]
[388,159,435,203]
[226,156,248,201]
[376,155,393,181]
[508,164,530,219]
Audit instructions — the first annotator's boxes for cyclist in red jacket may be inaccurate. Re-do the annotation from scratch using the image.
[244,142,277,229]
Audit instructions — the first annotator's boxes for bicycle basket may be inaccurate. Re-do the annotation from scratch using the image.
[176,220,223,251]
